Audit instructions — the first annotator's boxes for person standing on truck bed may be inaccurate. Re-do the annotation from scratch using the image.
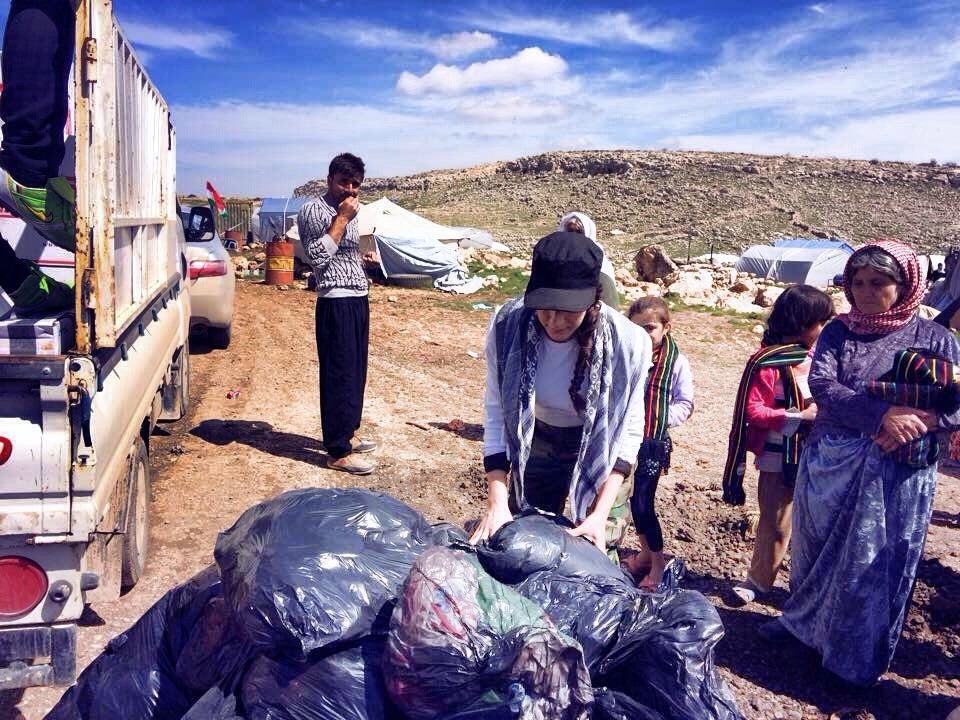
[0,0,76,314]
[297,153,379,476]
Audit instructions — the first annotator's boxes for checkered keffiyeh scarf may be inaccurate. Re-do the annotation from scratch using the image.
[840,238,925,335]
[494,298,644,522]
[867,348,960,467]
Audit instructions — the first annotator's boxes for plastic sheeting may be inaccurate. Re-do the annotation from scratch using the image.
[477,515,743,720]
[240,638,400,720]
[385,546,593,719]
[46,491,742,720]
[214,488,435,661]
[46,566,248,720]
[735,245,851,286]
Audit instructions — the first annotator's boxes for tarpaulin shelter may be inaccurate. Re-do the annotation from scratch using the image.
[736,239,853,286]
[257,197,309,244]
[357,197,507,252]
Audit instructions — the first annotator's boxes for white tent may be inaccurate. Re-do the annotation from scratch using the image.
[357,198,508,252]
[736,245,851,286]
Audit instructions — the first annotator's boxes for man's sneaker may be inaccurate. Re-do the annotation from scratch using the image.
[327,454,376,476]
[320,438,378,454]
[0,170,76,252]
[8,262,73,315]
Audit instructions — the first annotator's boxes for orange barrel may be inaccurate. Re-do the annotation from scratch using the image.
[265,240,295,284]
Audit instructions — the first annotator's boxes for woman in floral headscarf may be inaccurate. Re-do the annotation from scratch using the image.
[760,239,960,685]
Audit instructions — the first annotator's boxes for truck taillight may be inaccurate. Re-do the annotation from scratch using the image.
[188,259,227,279]
[0,435,10,465]
[0,556,47,618]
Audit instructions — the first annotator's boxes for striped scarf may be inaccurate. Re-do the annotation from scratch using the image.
[644,334,679,441]
[866,348,960,467]
[722,344,809,505]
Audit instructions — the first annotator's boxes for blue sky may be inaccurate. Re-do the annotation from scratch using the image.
[3,0,959,196]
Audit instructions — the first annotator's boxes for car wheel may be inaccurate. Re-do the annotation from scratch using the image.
[121,438,150,590]
[386,273,435,289]
[176,342,190,417]
[209,324,231,349]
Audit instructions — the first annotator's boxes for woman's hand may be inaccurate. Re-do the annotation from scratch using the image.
[875,409,938,453]
[469,471,512,545]
[881,406,933,444]
[567,512,608,551]
[468,501,513,545]
[798,402,818,422]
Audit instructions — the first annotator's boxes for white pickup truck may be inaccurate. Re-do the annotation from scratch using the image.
[0,0,191,692]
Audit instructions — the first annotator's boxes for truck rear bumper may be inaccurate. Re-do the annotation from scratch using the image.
[0,624,76,690]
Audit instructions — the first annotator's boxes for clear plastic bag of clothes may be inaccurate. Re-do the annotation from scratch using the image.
[384,546,593,720]
[239,637,402,720]
[476,515,743,720]
[214,488,436,661]
[46,566,248,720]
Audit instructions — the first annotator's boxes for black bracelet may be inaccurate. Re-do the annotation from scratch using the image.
[484,452,510,473]
[613,457,633,476]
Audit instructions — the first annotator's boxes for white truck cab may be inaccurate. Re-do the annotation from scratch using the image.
[0,0,191,691]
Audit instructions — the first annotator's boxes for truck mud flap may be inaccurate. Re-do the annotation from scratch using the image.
[0,624,76,689]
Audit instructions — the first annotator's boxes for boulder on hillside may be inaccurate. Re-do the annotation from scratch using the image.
[667,269,714,301]
[729,277,756,294]
[634,245,680,286]
[615,267,639,288]
[755,286,785,308]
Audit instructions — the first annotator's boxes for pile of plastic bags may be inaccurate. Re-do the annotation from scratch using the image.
[47,488,742,720]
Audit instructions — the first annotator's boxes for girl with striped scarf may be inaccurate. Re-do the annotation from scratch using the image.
[723,285,834,606]
[626,297,694,590]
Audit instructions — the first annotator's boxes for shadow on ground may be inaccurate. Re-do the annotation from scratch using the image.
[190,419,327,467]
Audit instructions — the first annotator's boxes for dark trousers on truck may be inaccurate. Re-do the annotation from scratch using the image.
[315,295,369,460]
[0,0,74,188]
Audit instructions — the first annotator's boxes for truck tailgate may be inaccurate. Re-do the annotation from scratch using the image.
[0,366,71,536]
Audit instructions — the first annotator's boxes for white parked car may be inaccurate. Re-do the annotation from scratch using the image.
[181,204,235,348]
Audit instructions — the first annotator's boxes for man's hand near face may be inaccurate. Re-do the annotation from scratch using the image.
[338,195,360,221]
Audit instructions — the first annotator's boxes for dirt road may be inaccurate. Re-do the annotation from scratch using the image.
[14,281,960,720]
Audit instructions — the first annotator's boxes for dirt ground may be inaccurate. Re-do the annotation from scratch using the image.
[12,280,960,720]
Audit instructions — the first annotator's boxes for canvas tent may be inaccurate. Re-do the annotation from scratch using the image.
[736,239,853,286]
[357,198,507,252]
[280,196,492,293]
[258,197,309,245]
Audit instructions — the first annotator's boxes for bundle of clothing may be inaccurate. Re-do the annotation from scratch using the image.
[866,348,960,467]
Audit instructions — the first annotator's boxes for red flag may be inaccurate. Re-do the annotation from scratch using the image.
[205,181,227,218]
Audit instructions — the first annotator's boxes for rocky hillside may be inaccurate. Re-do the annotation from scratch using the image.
[294,150,960,263]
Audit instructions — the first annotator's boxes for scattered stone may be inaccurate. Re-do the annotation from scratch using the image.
[755,286,785,308]
[635,245,680,286]
[387,295,398,302]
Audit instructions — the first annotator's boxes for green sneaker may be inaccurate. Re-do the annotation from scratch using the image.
[0,171,76,252]
[8,262,73,315]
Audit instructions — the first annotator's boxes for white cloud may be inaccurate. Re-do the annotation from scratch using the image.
[121,21,232,59]
[809,4,828,14]
[662,106,960,164]
[461,10,693,51]
[396,47,567,96]
[431,31,498,60]
[291,22,496,60]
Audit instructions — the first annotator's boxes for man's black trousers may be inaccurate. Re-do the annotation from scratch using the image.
[315,295,369,460]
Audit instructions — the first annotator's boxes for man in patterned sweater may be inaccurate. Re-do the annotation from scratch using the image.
[297,153,377,475]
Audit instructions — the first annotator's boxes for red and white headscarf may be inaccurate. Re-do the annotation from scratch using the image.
[840,238,925,335]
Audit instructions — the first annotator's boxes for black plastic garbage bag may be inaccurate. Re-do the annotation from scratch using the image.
[595,590,742,720]
[181,687,244,720]
[240,637,401,720]
[214,488,435,661]
[475,515,743,720]
[384,546,593,720]
[591,689,666,720]
[45,566,247,720]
